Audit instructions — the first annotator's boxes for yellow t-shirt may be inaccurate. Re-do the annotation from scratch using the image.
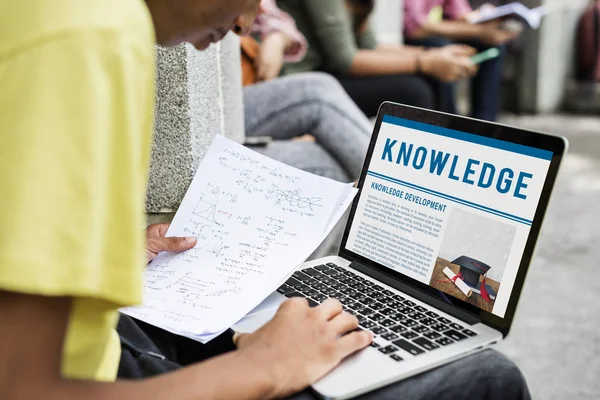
[0,0,155,381]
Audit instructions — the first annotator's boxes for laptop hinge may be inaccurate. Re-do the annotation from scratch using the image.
[348,261,481,325]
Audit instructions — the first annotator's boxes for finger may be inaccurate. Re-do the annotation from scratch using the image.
[467,64,479,75]
[329,311,359,335]
[156,223,171,237]
[315,298,344,320]
[455,45,477,56]
[335,330,373,359]
[155,236,197,253]
[461,59,478,76]
[280,295,309,311]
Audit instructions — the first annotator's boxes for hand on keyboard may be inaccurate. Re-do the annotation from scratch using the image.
[233,298,373,398]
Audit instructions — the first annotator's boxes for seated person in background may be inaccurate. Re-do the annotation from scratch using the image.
[276,0,478,118]
[242,0,372,182]
[403,0,519,121]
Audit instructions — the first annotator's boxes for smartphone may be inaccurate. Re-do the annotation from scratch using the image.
[243,136,273,147]
[470,47,501,65]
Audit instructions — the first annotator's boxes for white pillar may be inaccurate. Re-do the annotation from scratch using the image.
[518,0,589,112]
[371,0,403,45]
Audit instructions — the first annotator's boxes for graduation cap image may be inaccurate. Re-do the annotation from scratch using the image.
[451,256,491,288]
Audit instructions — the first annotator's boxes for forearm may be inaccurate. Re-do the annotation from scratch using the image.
[410,20,484,41]
[15,351,276,400]
[377,43,425,55]
[347,49,419,76]
[263,31,292,54]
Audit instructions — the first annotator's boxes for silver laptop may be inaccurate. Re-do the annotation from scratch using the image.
[234,102,567,399]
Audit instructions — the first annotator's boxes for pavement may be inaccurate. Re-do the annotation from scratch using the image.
[494,114,600,400]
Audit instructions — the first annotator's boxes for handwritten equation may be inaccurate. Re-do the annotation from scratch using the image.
[123,136,354,340]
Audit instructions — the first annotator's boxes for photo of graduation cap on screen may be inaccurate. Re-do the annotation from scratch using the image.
[451,256,497,302]
[452,256,490,287]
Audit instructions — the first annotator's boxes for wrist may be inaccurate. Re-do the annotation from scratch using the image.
[417,49,432,75]
[477,25,492,41]
[235,347,284,399]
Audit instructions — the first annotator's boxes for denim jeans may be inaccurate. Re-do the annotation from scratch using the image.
[243,72,373,182]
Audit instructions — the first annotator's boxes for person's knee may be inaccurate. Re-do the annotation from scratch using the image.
[407,78,436,110]
[296,72,345,101]
[474,350,530,399]
[418,86,435,110]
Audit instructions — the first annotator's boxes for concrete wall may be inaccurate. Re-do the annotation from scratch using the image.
[147,33,244,213]
[146,6,403,215]
[518,0,589,112]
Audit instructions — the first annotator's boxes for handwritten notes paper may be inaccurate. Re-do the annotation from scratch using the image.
[122,136,357,342]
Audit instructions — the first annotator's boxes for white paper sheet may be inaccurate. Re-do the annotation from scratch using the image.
[122,136,357,342]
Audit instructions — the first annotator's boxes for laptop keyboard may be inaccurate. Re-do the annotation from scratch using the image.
[277,262,478,363]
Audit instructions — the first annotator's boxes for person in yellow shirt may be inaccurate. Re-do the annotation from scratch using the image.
[0,0,372,399]
[0,1,530,399]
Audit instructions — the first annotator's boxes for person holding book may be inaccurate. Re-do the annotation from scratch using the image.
[276,0,480,118]
[0,0,529,399]
[403,0,520,121]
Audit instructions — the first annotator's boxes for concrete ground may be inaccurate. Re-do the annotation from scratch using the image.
[494,114,600,400]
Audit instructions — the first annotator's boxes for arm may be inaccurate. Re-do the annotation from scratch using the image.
[0,293,371,400]
[407,0,517,44]
[411,19,519,44]
[0,292,276,400]
[410,20,488,40]
[253,0,308,80]
[404,0,482,40]
[299,0,464,78]
[348,49,422,76]
[377,43,426,55]
[254,0,307,62]
[300,0,364,74]
[349,40,474,78]
[299,0,418,76]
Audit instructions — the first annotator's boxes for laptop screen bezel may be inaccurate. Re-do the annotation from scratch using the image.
[339,102,566,336]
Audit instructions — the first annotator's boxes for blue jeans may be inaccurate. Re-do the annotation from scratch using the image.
[406,37,505,122]
[243,73,373,182]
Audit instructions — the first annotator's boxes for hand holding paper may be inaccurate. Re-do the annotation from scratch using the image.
[122,136,357,342]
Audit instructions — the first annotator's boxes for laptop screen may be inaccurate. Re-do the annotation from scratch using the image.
[345,115,554,318]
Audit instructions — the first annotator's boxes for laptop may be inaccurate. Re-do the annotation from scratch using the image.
[234,102,567,399]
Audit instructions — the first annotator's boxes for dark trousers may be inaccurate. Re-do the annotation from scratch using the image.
[406,37,506,122]
[117,315,531,399]
[336,74,437,118]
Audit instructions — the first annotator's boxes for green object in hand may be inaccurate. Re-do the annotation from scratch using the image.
[470,48,501,65]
